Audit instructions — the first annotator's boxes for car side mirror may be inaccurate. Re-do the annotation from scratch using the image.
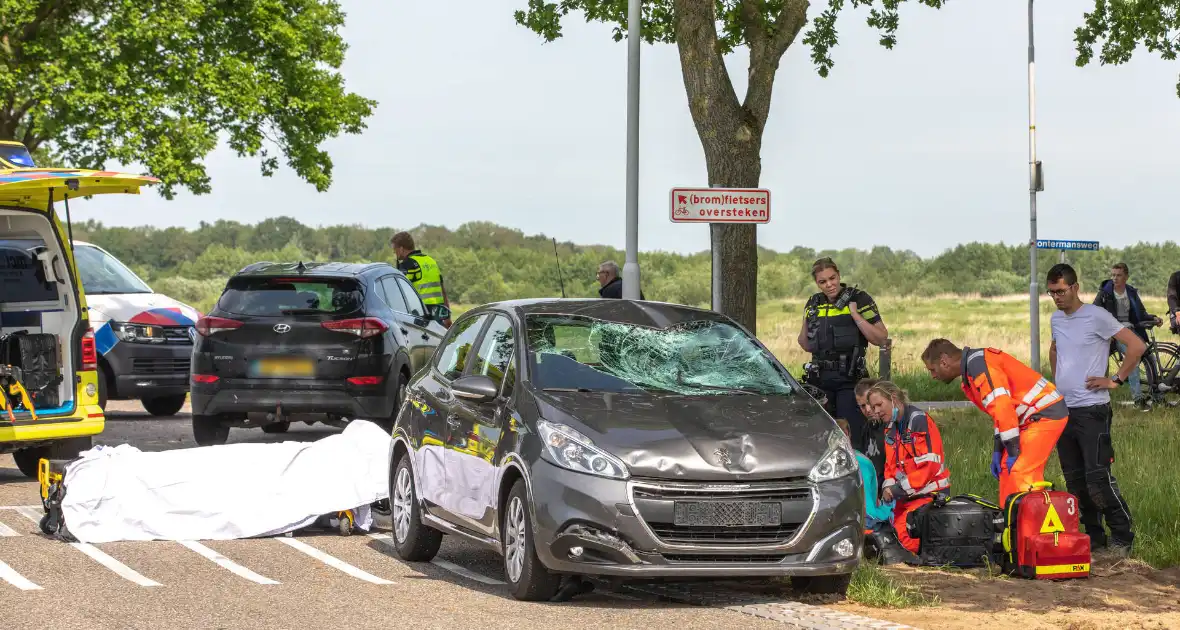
[428,304,452,323]
[451,375,499,403]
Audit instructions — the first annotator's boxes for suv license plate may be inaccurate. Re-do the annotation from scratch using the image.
[673,501,782,527]
[251,357,314,378]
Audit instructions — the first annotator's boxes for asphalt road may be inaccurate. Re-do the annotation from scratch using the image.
[0,402,915,630]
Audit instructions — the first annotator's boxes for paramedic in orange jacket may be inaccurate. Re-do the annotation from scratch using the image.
[866,381,951,554]
[921,338,1068,507]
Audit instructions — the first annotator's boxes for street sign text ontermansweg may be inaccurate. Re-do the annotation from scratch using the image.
[670,187,771,224]
[1035,240,1099,251]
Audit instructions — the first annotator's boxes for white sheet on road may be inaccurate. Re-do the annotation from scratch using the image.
[59,420,391,543]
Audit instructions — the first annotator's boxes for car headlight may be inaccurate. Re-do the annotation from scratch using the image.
[112,322,166,343]
[808,429,858,483]
[536,419,630,480]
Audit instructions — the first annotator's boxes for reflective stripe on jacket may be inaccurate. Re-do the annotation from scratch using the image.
[959,346,1067,459]
[882,405,950,499]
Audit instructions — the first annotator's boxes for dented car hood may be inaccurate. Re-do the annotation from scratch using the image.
[531,390,836,481]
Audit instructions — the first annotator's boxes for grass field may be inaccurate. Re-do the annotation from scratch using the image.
[453,295,1180,568]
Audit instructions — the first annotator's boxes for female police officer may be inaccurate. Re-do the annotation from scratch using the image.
[797,257,889,454]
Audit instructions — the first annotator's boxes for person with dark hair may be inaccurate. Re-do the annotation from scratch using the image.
[922,338,1067,507]
[797,257,888,454]
[854,377,886,491]
[1046,263,1143,560]
[1093,262,1162,409]
[391,231,451,326]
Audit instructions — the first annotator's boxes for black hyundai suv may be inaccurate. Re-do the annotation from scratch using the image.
[189,262,450,445]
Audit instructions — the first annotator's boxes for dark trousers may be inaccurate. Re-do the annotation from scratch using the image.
[1057,403,1134,549]
[820,384,886,487]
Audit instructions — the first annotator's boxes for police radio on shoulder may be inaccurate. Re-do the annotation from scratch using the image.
[834,284,858,310]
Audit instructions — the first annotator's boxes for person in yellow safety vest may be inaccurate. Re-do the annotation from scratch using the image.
[390,231,451,327]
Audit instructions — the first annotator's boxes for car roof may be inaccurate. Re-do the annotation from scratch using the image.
[233,261,396,278]
[473,298,732,328]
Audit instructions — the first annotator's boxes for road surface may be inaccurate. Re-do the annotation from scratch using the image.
[0,401,916,630]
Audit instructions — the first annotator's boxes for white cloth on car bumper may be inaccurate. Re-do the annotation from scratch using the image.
[58,420,390,543]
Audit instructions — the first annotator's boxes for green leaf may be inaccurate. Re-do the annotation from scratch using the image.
[0,0,376,198]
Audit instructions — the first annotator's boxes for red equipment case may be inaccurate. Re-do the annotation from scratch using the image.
[1002,481,1091,579]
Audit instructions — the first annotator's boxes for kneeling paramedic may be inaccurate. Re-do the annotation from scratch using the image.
[798,257,889,454]
[921,338,1067,508]
[866,381,950,555]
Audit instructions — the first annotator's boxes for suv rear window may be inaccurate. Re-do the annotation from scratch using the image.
[0,238,58,304]
[217,277,364,316]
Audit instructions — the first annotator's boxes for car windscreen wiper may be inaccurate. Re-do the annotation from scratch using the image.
[683,382,765,395]
[542,387,596,393]
[279,308,329,314]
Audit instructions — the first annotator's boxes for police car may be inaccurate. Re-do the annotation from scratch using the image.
[74,241,201,416]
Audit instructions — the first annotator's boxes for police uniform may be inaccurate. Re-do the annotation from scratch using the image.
[397,249,446,307]
[804,284,884,466]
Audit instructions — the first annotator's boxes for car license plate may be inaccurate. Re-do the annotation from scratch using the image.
[251,357,315,378]
[673,501,781,527]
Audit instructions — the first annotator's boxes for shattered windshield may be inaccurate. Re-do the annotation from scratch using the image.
[525,314,796,396]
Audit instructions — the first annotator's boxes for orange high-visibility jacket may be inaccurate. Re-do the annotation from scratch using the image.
[959,347,1068,459]
[882,405,951,499]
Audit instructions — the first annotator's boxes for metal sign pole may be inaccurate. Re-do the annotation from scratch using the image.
[1027,0,1040,371]
[710,183,722,312]
[621,0,642,300]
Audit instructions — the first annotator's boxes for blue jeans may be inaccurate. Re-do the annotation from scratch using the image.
[1115,339,1142,399]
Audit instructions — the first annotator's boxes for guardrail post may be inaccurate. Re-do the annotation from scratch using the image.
[879,337,893,382]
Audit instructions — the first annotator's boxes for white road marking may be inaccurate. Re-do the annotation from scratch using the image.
[14,507,161,588]
[277,537,394,585]
[0,520,20,537]
[0,505,45,511]
[178,540,280,585]
[0,558,41,590]
[366,532,506,586]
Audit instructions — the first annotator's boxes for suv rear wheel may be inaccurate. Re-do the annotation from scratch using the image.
[503,480,559,601]
[390,455,442,561]
[142,394,187,417]
[192,414,230,446]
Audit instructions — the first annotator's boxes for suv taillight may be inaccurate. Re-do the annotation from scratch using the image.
[321,318,388,339]
[195,316,243,336]
[81,328,98,370]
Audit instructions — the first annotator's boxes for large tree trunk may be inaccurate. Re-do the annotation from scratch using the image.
[672,0,807,336]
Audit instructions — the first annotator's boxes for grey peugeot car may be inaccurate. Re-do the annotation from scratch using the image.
[386,299,863,601]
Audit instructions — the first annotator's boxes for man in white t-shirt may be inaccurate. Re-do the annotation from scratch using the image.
[1048,263,1145,559]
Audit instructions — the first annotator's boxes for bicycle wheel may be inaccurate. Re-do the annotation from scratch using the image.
[1150,344,1180,408]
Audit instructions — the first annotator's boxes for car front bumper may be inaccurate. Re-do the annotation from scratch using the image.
[526,459,864,578]
[103,339,192,399]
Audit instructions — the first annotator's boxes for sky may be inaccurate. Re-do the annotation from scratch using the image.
[78,0,1180,259]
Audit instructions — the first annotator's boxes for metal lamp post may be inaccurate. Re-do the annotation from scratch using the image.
[1027,0,1041,371]
[621,0,642,300]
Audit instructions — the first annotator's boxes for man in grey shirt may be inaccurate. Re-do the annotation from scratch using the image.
[1048,263,1145,559]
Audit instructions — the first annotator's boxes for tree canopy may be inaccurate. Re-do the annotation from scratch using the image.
[0,0,375,198]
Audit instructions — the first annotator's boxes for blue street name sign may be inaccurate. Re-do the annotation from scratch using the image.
[1035,240,1099,251]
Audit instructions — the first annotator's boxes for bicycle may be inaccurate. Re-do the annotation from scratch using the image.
[1108,320,1180,409]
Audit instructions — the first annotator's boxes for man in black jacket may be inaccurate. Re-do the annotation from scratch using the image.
[1093,262,1162,408]
[597,260,644,299]
[1168,269,1180,334]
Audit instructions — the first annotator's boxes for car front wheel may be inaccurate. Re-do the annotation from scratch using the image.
[503,480,559,601]
[141,394,187,417]
[390,455,442,561]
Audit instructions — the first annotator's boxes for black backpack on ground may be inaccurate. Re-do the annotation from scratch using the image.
[906,494,1005,568]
